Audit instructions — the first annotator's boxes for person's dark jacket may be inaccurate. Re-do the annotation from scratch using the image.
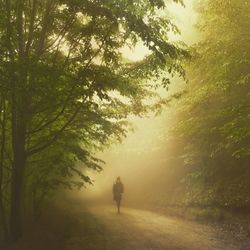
[113,181,124,201]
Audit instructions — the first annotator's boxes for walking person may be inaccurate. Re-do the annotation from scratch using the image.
[113,177,124,214]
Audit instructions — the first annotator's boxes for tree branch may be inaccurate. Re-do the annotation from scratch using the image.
[16,0,25,57]
[25,0,38,56]
[27,103,83,156]
[27,25,113,137]
[35,0,55,58]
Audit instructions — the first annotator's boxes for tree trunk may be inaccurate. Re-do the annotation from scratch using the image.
[0,98,9,240]
[10,138,26,242]
[0,198,8,241]
[5,0,29,241]
[10,111,27,242]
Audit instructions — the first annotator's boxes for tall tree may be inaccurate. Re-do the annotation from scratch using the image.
[0,0,187,241]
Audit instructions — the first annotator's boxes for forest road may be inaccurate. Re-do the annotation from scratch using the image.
[65,205,246,250]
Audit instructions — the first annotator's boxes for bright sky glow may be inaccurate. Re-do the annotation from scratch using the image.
[120,0,199,62]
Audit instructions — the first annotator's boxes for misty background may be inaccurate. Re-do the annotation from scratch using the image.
[79,0,199,206]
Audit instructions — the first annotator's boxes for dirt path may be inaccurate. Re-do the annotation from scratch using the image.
[65,205,247,250]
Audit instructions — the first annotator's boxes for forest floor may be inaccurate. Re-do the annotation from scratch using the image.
[2,201,250,250]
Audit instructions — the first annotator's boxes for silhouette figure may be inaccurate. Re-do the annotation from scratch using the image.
[113,177,124,214]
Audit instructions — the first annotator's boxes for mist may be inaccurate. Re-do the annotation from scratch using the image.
[77,0,200,207]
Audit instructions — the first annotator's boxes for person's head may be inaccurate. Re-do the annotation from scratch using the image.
[116,176,121,183]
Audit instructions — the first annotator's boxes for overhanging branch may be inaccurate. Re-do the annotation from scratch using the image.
[27,103,82,156]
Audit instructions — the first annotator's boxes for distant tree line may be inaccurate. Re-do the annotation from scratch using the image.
[157,0,250,210]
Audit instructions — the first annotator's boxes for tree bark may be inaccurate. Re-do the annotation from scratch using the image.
[9,0,29,238]
[0,97,9,240]
[10,128,26,241]
[10,76,28,241]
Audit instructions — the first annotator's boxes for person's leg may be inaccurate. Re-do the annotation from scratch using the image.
[118,200,120,213]
[115,199,118,213]
[116,199,120,214]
